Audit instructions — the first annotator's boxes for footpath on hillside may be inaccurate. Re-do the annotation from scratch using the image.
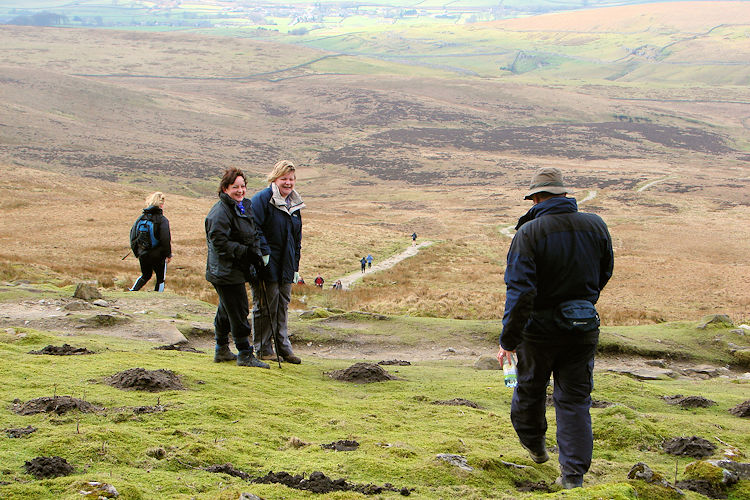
[335,241,433,290]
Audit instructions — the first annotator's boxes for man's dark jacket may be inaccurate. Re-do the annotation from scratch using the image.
[500,196,613,350]
[130,205,172,260]
[251,186,302,284]
[205,193,262,285]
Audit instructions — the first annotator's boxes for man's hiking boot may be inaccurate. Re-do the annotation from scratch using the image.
[555,476,583,489]
[282,354,301,364]
[237,350,269,369]
[260,353,277,361]
[521,442,549,464]
[214,345,237,363]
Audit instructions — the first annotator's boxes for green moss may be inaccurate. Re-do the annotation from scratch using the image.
[731,349,750,369]
[684,460,725,488]
[592,406,665,450]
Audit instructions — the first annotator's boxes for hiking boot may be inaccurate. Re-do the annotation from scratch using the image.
[555,476,583,489]
[521,442,549,464]
[214,345,237,363]
[260,353,277,361]
[237,350,269,369]
[282,354,301,364]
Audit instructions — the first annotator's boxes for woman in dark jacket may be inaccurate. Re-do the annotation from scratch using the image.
[205,168,268,368]
[250,160,305,364]
[129,192,172,292]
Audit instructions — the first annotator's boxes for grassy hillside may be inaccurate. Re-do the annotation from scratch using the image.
[0,283,749,499]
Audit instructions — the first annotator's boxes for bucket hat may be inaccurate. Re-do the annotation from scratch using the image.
[524,167,573,200]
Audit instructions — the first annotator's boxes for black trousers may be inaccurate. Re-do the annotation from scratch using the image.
[131,256,166,292]
[511,340,597,481]
[212,282,253,352]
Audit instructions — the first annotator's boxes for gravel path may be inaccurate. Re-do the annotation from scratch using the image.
[336,241,433,290]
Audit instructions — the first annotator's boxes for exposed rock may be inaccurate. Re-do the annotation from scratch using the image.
[63,300,91,311]
[627,462,682,494]
[645,359,667,368]
[707,460,750,480]
[474,355,501,370]
[680,365,730,378]
[609,367,676,380]
[79,481,119,498]
[92,299,109,307]
[179,322,214,339]
[436,453,473,471]
[378,359,411,366]
[73,283,102,301]
[239,494,262,500]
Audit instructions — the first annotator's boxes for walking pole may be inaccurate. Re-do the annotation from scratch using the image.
[259,279,282,369]
[121,251,131,260]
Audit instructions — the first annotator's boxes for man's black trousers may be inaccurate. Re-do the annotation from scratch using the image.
[511,340,597,482]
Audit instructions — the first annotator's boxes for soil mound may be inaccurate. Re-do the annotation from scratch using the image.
[662,436,716,458]
[327,363,398,384]
[105,368,184,392]
[12,396,101,415]
[431,398,484,409]
[591,399,615,408]
[204,463,252,480]
[663,394,717,408]
[153,344,204,353]
[728,399,750,417]
[321,439,360,451]
[28,344,94,355]
[516,480,551,493]
[676,479,726,499]
[378,360,411,366]
[5,425,36,438]
[253,470,410,495]
[132,404,167,414]
[24,456,75,479]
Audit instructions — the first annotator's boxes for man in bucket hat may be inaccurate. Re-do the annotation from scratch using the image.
[497,167,613,489]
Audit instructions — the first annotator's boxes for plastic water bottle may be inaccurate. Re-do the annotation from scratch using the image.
[503,354,518,388]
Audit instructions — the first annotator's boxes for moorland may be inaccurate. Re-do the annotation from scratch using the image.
[0,1,749,498]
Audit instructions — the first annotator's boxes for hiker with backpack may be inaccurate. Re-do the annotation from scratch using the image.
[205,168,268,369]
[129,192,172,292]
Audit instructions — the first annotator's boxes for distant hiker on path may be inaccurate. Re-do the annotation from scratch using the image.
[314,274,324,287]
[366,254,373,268]
[411,232,417,246]
[360,257,367,273]
[332,279,342,290]
[129,192,172,292]
[250,160,304,365]
[205,168,268,369]
[497,167,613,490]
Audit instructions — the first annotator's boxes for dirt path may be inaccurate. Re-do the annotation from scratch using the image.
[336,241,433,290]
[637,176,672,192]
